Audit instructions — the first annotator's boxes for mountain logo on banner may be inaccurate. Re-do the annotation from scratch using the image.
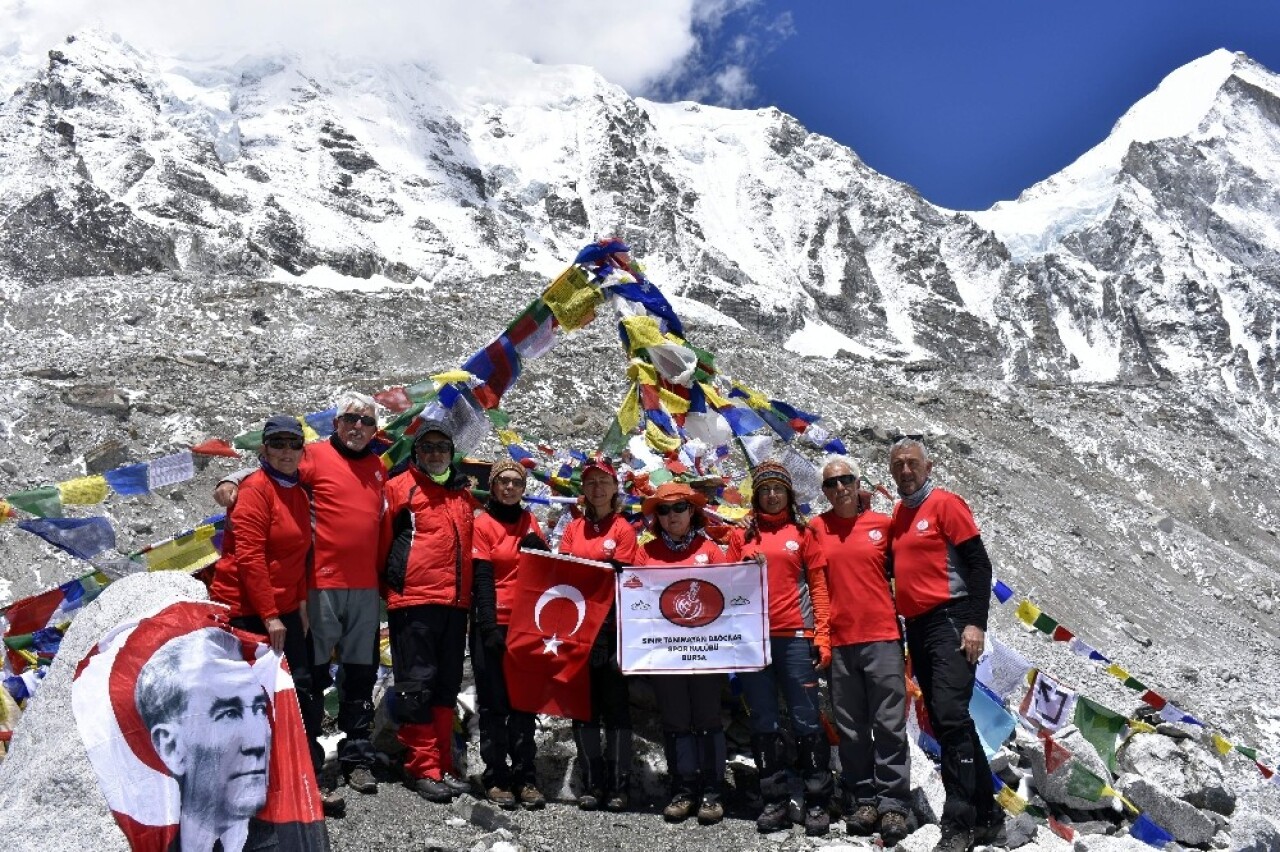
[660,579,725,628]
[622,574,644,589]
[533,584,588,653]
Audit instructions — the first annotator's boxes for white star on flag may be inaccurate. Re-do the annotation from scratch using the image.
[542,633,564,656]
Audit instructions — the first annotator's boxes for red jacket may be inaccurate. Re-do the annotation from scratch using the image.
[727,515,830,647]
[809,510,899,647]
[302,438,388,590]
[382,467,478,611]
[473,509,542,625]
[557,513,639,564]
[211,470,311,620]
[636,533,727,568]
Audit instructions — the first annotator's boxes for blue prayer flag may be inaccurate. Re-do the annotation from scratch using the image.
[17,517,116,561]
[993,580,1015,603]
[1131,815,1174,848]
[103,463,150,496]
[305,407,338,437]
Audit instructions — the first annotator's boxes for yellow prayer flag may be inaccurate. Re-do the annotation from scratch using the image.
[1212,733,1233,755]
[542,265,602,331]
[617,386,642,434]
[644,422,683,454]
[731,381,771,410]
[301,425,320,443]
[0,500,13,523]
[620,315,666,355]
[59,475,109,505]
[1116,794,1139,814]
[658,387,690,415]
[144,525,220,573]
[994,786,1027,815]
[1106,663,1131,682]
[1015,600,1041,626]
[714,504,752,522]
[626,359,659,386]
[431,370,474,386]
[700,382,734,410]
[497,429,520,446]
[1127,719,1157,735]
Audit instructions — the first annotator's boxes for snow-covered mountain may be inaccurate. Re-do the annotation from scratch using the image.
[2,29,1280,794]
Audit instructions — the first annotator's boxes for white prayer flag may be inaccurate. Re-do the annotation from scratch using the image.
[146,451,195,491]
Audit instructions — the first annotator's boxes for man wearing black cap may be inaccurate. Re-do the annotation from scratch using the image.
[381,420,479,803]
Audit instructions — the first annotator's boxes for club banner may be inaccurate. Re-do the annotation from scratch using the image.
[72,601,328,852]
[617,560,769,674]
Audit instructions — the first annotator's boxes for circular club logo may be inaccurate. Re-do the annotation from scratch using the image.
[784,540,800,551]
[869,529,883,541]
[603,538,616,551]
[916,520,930,532]
[659,579,725,629]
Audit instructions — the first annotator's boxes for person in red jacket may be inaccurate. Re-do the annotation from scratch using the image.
[727,461,834,837]
[637,482,729,826]
[209,414,324,802]
[382,420,477,804]
[556,458,638,812]
[888,438,1000,852]
[470,459,548,811]
[810,456,910,845]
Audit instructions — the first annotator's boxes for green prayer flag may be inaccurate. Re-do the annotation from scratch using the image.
[1032,612,1060,635]
[405,379,438,403]
[486,408,511,429]
[1123,676,1147,691]
[381,435,414,470]
[1074,696,1128,772]
[600,417,627,457]
[1066,763,1108,801]
[232,429,263,451]
[1236,745,1259,761]
[6,486,63,518]
[384,402,427,436]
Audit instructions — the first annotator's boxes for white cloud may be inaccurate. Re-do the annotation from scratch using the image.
[0,0,714,93]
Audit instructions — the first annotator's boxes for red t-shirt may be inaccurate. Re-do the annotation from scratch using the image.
[889,489,981,619]
[472,510,543,625]
[211,470,311,620]
[809,510,899,646]
[726,517,829,642]
[302,440,388,590]
[557,513,640,565]
[636,534,726,567]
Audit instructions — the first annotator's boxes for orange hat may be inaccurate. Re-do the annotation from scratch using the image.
[641,481,708,516]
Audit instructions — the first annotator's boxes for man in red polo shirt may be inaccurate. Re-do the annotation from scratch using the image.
[888,438,1000,852]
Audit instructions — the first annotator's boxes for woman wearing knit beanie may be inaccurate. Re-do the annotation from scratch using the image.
[470,459,550,811]
[727,460,835,837]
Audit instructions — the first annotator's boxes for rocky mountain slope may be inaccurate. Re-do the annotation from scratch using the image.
[1,26,1279,827]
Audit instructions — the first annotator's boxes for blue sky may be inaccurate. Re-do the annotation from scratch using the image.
[655,1,1280,210]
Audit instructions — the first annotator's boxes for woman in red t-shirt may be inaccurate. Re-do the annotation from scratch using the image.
[637,482,729,826]
[556,458,638,811]
[471,459,548,811]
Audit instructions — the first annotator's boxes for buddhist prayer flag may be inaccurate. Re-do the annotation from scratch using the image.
[970,683,1016,758]
[992,580,1015,603]
[506,298,557,360]
[17,517,116,561]
[1130,814,1174,848]
[1041,731,1073,773]
[1074,696,1127,772]
[147,451,195,490]
[1048,816,1076,841]
[1065,763,1108,802]
[6,486,62,518]
[976,637,1034,701]
[142,523,222,573]
[542,265,602,331]
[373,386,413,413]
[1020,671,1076,733]
[1212,734,1233,755]
[104,463,151,496]
[1015,600,1041,627]
[59,475,109,505]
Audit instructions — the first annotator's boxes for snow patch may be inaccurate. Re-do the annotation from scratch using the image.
[784,316,877,360]
[271,265,426,292]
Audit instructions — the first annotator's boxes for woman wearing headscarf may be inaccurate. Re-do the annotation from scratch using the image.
[555,458,638,811]
[637,481,729,825]
[209,415,331,811]
[727,460,834,836]
[470,459,548,811]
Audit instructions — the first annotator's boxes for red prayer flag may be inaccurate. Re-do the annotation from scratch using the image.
[1041,730,1074,773]
[1048,816,1076,841]
[1257,761,1274,779]
[503,550,616,721]
[3,586,65,672]
[374,386,413,413]
[1140,689,1168,711]
[1051,625,1075,642]
[190,439,241,458]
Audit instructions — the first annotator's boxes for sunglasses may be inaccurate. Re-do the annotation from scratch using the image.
[822,473,858,490]
[417,441,453,454]
[655,502,691,516]
[264,437,304,451]
[889,433,924,444]
[492,476,526,488]
[339,412,377,427]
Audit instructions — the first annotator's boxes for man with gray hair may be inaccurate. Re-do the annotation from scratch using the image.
[216,391,389,804]
[887,437,1000,852]
[137,628,272,852]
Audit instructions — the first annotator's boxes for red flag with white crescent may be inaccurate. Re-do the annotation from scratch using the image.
[503,550,615,721]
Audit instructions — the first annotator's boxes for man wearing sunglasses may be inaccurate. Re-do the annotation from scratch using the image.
[810,457,910,845]
[887,438,1000,852]
[215,392,389,806]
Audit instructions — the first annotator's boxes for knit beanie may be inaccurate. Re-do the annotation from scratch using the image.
[752,460,793,492]
[489,458,527,486]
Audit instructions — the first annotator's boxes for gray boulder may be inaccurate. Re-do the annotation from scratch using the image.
[1228,810,1280,852]
[1023,724,1116,812]
[1118,732,1236,816]
[1116,774,1217,847]
[0,572,209,852]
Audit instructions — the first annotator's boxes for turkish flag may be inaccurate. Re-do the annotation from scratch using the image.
[503,550,616,721]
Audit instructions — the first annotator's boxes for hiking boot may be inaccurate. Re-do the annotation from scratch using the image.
[879,811,910,846]
[577,787,604,811]
[320,787,346,817]
[804,804,830,837]
[486,785,517,810]
[973,819,1007,848]
[345,766,377,795]
[406,776,453,803]
[697,795,725,825]
[604,788,629,812]
[441,772,472,796]
[518,782,547,810]
[847,804,880,836]
[663,792,696,822]
[756,801,790,833]
[934,825,976,852]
